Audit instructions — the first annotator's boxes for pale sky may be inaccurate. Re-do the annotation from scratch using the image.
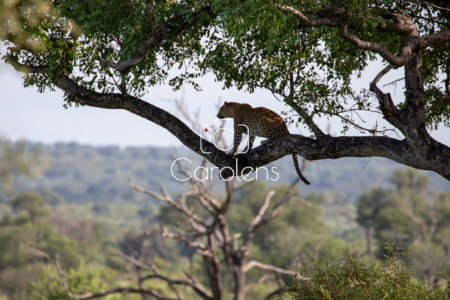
[1,53,449,148]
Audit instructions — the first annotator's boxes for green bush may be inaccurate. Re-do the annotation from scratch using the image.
[28,263,118,300]
[277,239,450,300]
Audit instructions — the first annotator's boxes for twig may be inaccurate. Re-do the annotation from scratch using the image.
[402,0,450,12]
[383,77,405,87]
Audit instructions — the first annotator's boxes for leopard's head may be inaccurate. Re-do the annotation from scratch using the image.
[216,102,233,119]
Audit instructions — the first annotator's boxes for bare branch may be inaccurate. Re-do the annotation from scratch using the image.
[370,65,400,120]
[70,287,179,300]
[243,260,297,276]
[383,77,405,87]
[140,273,212,300]
[263,178,300,223]
[275,272,286,288]
[248,190,275,231]
[292,197,312,206]
[169,154,221,213]
[373,65,395,85]
[241,190,275,257]
[183,271,214,300]
[160,226,207,250]
[129,180,206,228]
[116,251,154,271]
[315,109,397,134]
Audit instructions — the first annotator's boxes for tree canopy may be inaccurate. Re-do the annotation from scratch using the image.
[1,0,450,180]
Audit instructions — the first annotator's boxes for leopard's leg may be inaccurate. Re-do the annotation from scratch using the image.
[243,135,256,153]
[230,125,245,157]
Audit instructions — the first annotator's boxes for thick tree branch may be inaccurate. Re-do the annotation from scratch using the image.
[102,7,216,73]
[4,55,48,74]
[32,74,449,181]
[419,29,450,49]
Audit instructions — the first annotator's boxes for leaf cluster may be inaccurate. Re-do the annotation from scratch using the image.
[279,239,450,300]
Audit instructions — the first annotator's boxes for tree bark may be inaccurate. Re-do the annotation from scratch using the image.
[233,264,246,300]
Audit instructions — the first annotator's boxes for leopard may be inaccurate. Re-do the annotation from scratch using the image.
[216,101,310,185]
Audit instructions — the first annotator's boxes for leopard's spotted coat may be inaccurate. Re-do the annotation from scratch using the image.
[216,102,310,185]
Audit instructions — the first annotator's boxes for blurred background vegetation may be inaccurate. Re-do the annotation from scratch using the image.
[1,137,450,299]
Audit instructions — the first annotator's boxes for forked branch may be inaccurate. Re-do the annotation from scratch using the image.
[369,65,401,124]
[277,5,450,67]
[102,7,216,73]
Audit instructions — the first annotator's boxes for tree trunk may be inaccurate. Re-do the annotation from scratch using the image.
[233,266,246,300]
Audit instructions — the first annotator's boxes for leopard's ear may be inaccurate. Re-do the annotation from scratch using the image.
[224,101,228,105]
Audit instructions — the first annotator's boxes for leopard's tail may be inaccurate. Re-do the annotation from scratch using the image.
[292,154,310,185]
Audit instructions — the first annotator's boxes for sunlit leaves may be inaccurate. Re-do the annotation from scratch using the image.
[281,239,450,300]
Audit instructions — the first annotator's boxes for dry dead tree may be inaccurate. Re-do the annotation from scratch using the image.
[26,159,308,300]
[127,158,307,300]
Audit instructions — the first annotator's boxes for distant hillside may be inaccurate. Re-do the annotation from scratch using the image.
[14,142,450,204]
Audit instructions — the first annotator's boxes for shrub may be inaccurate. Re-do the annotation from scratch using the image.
[277,239,450,300]
[28,263,118,300]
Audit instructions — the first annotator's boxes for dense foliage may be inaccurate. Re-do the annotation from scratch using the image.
[1,0,449,130]
[279,240,450,300]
